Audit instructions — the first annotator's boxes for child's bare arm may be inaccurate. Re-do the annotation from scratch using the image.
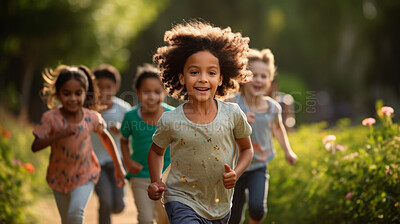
[234,136,253,178]
[272,116,297,165]
[120,137,143,174]
[223,136,253,189]
[147,142,166,200]
[31,125,77,152]
[98,128,126,187]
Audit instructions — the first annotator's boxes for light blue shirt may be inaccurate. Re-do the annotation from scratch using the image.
[91,97,131,165]
[235,94,281,170]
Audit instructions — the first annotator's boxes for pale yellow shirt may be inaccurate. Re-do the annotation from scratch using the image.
[153,100,252,220]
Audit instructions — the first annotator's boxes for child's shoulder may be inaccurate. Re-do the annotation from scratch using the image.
[123,105,140,116]
[161,102,176,111]
[264,96,282,113]
[83,108,102,118]
[40,108,60,121]
[218,99,242,114]
[112,96,131,110]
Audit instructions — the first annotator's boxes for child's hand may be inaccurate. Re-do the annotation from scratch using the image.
[147,180,165,200]
[126,160,143,174]
[222,164,237,189]
[109,122,121,134]
[245,112,255,124]
[114,167,126,188]
[62,125,78,138]
[285,151,298,165]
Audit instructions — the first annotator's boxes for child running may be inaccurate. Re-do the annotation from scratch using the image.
[227,49,298,224]
[147,21,254,224]
[91,64,131,224]
[120,63,173,224]
[31,65,126,224]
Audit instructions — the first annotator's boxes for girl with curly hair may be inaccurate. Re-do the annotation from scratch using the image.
[147,21,254,223]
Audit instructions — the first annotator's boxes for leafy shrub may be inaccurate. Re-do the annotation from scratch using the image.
[0,108,51,224]
[0,125,35,223]
[265,105,400,223]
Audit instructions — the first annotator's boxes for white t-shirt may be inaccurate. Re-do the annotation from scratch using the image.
[91,97,131,165]
[153,100,252,220]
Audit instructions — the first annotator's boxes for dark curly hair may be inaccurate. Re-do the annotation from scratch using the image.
[153,21,252,100]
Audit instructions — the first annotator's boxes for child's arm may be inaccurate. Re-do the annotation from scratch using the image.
[223,136,253,189]
[31,125,77,152]
[97,128,127,187]
[120,137,143,174]
[272,116,297,165]
[147,142,166,200]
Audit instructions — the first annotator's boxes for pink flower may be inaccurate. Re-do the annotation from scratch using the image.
[336,144,345,151]
[322,135,336,144]
[385,168,392,175]
[381,106,394,116]
[362,118,376,126]
[346,192,353,200]
[325,142,333,151]
[11,158,23,166]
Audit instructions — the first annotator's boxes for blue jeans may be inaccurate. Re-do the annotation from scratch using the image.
[229,166,269,224]
[53,181,94,224]
[94,162,125,224]
[165,201,231,224]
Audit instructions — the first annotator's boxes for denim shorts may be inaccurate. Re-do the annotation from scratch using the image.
[165,201,231,224]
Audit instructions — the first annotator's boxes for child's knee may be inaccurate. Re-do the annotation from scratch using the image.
[113,202,125,214]
[248,205,267,221]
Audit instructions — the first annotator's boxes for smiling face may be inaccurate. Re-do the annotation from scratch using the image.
[136,77,165,113]
[57,79,86,114]
[243,60,272,97]
[96,78,119,106]
[179,50,223,103]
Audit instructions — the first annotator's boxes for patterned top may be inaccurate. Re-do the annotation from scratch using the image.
[33,108,105,193]
[235,94,281,170]
[152,100,252,220]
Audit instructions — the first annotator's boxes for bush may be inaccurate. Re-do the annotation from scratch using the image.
[265,105,400,223]
[0,125,35,223]
[0,108,51,224]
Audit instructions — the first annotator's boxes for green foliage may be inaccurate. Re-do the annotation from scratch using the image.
[265,105,400,223]
[0,108,52,223]
[0,121,35,223]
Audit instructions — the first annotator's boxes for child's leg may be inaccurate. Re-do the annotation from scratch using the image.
[130,177,156,224]
[53,190,71,224]
[155,200,169,224]
[228,171,249,224]
[165,201,231,224]
[68,181,95,224]
[246,166,269,223]
[95,162,125,224]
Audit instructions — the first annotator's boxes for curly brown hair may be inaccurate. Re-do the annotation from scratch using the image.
[153,21,252,100]
[247,48,277,81]
[41,65,100,111]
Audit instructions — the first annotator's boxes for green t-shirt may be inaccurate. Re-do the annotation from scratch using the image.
[121,102,174,178]
[153,100,252,220]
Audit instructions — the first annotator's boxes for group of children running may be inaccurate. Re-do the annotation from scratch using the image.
[32,21,297,224]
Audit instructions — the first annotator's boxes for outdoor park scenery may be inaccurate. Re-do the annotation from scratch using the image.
[1,0,399,223]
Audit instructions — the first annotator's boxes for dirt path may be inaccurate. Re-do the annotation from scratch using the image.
[35,186,138,224]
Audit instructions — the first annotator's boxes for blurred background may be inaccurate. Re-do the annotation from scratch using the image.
[1,0,399,125]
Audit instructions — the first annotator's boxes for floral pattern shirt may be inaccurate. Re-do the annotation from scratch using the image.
[33,108,105,193]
